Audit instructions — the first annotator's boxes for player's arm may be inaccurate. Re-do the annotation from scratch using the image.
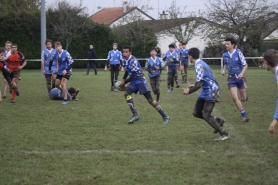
[269,100,278,134]
[159,58,165,70]
[144,60,152,73]
[238,51,248,78]
[18,52,27,70]
[1,68,12,84]
[41,51,45,73]
[124,71,136,84]
[65,52,74,73]
[105,52,110,69]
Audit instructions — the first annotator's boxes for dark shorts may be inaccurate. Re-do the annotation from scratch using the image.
[168,65,177,74]
[9,71,21,79]
[181,61,189,68]
[56,74,71,80]
[227,74,247,89]
[126,81,150,95]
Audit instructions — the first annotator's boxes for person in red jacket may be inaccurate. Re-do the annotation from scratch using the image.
[6,43,27,103]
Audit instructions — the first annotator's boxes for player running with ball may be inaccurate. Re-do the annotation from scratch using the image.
[183,47,230,141]
[119,45,170,124]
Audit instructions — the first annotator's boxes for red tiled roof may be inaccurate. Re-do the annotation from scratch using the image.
[89,7,136,25]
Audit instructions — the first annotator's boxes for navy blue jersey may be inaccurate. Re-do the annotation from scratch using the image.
[179,49,189,62]
[124,55,145,84]
[107,50,123,65]
[145,57,164,78]
[163,50,179,67]
[223,49,247,75]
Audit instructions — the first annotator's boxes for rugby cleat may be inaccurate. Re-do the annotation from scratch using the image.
[128,115,140,124]
[10,99,15,103]
[163,116,170,124]
[171,89,174,93]
[62,101,68,105]
[167,88,171,93]
[214,134,230,141]
[241,116,250,122]
[176,85,180,88]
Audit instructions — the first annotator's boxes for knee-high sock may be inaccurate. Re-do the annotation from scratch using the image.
[126,95,138,116]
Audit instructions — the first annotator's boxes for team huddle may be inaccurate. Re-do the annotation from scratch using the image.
[1,37,277,139]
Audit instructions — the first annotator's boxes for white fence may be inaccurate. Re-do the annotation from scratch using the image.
[28,57,264,70]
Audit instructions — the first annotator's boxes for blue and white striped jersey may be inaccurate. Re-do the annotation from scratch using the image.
[145,56,164,78]
[223,49,247,75]
[107,50,123,65]
[195,59,220,101]
[55,49,74,75]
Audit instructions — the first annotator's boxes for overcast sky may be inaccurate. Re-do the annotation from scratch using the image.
[46,0,206,19]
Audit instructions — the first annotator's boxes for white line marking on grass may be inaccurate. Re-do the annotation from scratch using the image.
[23,149,189,155]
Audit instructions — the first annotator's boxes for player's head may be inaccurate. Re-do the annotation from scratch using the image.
[0,47,5,61]
[225,37,236,51]
[54,41,62,52]
[113,43,118,50]
[150,48,157,57]
[123,45,132,59]
[11,43,18,53]
[68,87,77,96]
[5,41,12,51]
[182,41,187,49]
[89,45,93,49]
[188,47,200,63]
[168,43,175,52]
[45,39,52,49]
[264,49,278,71]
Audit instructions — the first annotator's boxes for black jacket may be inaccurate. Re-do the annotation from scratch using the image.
[87,49,97,59]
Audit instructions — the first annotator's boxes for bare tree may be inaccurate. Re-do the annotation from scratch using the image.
[48,0,93,50]
[161,0,202,43]
[204,0,278,47]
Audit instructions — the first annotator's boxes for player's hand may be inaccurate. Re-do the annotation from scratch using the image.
[269,119,277,134]
[154,66,159,70]
[55,68,58,73]
[170,58,174,62]
[183,88,190,95]
[151,70,155,74]
[121,67,124,72]
[104,66,107,71]
[42,70,46,75]
[17,66,23,70]
[119,79,125,88]
[62,70,67,76]
[238,73,244,79]
[221,70,225,76]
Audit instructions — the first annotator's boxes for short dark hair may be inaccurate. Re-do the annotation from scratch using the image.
[188,47,200,59]
[264,49,278,67]
[54,41,62,46]
[68,87,76,94]
[150,48,157,52]
[123,45,132,52]
[168,44,175,48]
[182,41,187,45]
[0,47,5,54]
[45,39,52,45]
[11,43,17,47]
[225,37,237,46]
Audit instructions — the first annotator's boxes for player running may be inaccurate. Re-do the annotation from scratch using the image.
[222,38,249,122]
[1,41,12,99]
[183,47,229,141]
[163,43,180,92]
[119,45,170,124]
[145,48,165,102]
[179,41,189,83]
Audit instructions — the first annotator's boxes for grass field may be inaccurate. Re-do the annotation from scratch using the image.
[0,68,278,185]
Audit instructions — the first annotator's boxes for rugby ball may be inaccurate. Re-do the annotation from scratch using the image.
[114,81,126,91]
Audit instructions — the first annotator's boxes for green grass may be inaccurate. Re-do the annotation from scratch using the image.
[0,68,278,185]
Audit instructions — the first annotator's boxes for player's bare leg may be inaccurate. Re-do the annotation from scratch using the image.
[10,78,18,103]
[2,78,7,98]
[61,78,68,104]
[55,79,61,88]
[239,88,248,102]
[184,67,188,83]
[180,65,185,83]
[52,74,57,89]
[229,87,249,122]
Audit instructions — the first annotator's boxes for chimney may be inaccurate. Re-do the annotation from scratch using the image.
[123,1,128,13]
[160,11,168,19]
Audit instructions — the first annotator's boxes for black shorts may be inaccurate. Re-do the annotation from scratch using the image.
[56,74,71,80]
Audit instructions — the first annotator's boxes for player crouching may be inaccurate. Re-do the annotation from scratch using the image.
[50,87,79,101]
